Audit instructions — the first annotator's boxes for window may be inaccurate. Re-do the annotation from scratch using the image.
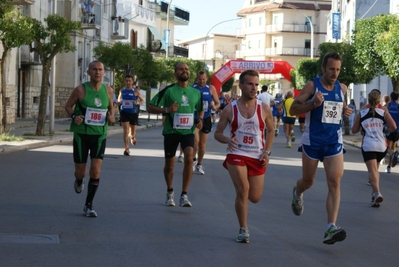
[259,17,262,26]
[249,18,252,27]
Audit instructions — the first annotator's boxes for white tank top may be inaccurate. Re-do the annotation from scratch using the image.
[228,100,265,159]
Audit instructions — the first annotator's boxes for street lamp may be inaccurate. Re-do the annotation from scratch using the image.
[203,17,242,66]
[165,0,173,59]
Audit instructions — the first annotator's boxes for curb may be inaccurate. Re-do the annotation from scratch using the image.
[0,121,163,154]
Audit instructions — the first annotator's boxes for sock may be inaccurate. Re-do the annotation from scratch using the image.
[327,223,336,231]
[294,188,302,200]
[85,178,100,207]
[167,188,173,193]
[181,191,187,196]
[74,172,83,186]
[197,163,201,166]
[193,158,197,162]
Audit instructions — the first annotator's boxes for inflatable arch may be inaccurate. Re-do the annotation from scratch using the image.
[210,60,294,94]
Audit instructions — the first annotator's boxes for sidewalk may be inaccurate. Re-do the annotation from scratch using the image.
[0,114,362,154]
[0,112,164,153]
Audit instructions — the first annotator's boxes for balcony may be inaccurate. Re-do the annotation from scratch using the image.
[173,46,188,57]
[111,18,129,40]
[147,0,189,26]
[10,0,35,5]
[265,47,318,57]
[266,23,315,34]
[57,0,101,30]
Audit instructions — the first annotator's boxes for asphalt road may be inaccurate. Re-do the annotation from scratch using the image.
[0,124,398,267]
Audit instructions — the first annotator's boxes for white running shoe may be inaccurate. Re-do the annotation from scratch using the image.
[165,192,175,206]
[177,155,184,163]
[179,194,192,207]
[83,205,97,217]
[195,164,205,175]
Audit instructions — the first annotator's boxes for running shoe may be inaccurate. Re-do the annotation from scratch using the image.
[179,194,192,207]
[130,137,137,146]
[195,164,205,175]
[236,227,250,243]
[371,192,384,207]
[287,141,292,148]
[74,179,84,194]
[192,160,197,171]
[323,226,346,245]
[367,180,371,186]
[274,129,278,137]
[391,151,398,167]
[123,149,130,156]
[83,205,97,217]
[291,187,303,216]
[290,131,295,142]
[177,155,184,163]
[165,192,175,207]
[385,166,391,173]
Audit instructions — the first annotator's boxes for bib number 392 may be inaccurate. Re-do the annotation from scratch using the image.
[322,101,343,124]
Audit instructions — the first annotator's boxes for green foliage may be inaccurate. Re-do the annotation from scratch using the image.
[0,7,37,49]
[31,14,81,65]
[0,133,24,142]
[30,14,82,135]
[352,14,399,91]
[318,42,359,86]
[291,58,318,89]
[222,77,234,92]
[156,58,206,85]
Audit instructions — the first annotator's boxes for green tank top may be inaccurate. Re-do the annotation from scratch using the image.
[150,84,203,135]
[70,82,109,135]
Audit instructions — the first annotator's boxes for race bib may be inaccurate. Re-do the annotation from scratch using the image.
[85,107,107,126]
[122,100,134,109]
[237,123,262,152]
[322,101,343,124]
[173,113,194,129]
[203,101,209,112]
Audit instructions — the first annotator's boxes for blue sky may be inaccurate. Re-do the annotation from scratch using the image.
[170,0,245,41]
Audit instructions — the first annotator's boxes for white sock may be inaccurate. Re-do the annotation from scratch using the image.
[327,223,336,231]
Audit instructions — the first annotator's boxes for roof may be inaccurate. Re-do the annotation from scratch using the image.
[237,1,331,16]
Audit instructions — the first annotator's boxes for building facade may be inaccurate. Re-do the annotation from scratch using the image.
[0,0,189,124]
[326,0,391,108]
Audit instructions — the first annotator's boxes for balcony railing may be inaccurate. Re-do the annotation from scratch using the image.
[10,0,35,5]
[147,0,189,25]
[266,47,318,57]
[57,0,101,29]
[236,47,318,58]
[266,23,315,33]
[111,18,129,40]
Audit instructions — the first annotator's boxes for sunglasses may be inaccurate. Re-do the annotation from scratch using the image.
[370,89,381,94]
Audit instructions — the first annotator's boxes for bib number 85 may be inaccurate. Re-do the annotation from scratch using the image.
[243,136,254,144]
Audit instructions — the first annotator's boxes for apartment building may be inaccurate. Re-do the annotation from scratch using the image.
[236,0,331,94]
[1,0,189,123]
[327,0,391,108]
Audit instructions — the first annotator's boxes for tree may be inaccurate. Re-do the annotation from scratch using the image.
[291,58,318,90]
[222,77,234,93]
[30,14,81,135]
[0,7,36,133]
[93,41,136,92]
[318,42,365,86]
[352,14,399,91]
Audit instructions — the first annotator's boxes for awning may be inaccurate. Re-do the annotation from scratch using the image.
[148,26,166,50]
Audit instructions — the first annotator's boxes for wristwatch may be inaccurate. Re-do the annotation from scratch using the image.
[264,150,271,156]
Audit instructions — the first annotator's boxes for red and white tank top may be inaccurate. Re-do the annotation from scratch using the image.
[228,100,265,159]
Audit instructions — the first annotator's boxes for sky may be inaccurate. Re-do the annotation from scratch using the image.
[170,0,245,41]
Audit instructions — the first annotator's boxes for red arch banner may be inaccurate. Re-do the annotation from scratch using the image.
[210,60,294,94]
